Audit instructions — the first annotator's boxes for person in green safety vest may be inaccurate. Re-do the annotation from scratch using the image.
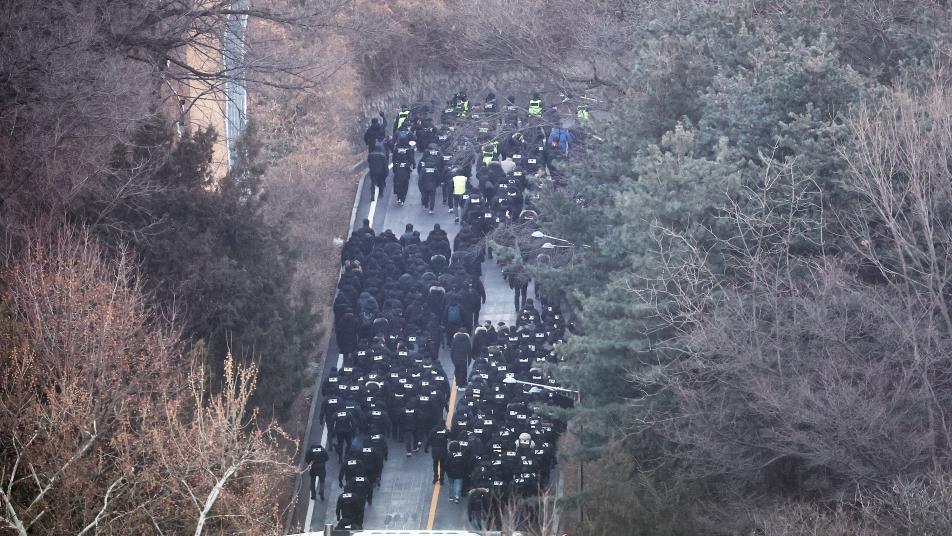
[576,104,590,120]
[393,105,410,137]
[527,93,543,118]
[397,110,410,128]
[451,172,469,223]
[481,142,497,166]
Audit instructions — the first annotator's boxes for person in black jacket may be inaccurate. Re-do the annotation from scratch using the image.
[338,455,366,488]
[418,161,441,214]
[507,264,531,312]
[393,160,412,206]
[336,489,365,528]
[450,326,472,388]
[443,440,469,502]
[392,131,415,163]
[359,444,384,488]
[363,112,385,151]
[400,398,423,455]
[424,424,449,484]
[368,140,389,202]
[467,486,492,529]
[335,312,359,357]
[367,432,389,464]
[305,444,329,500]
[333,409,355,464]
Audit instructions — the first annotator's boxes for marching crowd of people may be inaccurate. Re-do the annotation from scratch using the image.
[305,91,585,530]
[363,90,586,222]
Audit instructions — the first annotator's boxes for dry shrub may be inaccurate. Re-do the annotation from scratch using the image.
[566,442,701,536]
[749,473,952,535]
[0,229,294,535]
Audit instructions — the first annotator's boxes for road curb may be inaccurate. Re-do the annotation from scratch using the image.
[285,157,368,534]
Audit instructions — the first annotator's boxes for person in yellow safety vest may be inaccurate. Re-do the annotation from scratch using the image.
[451,173,468,223]
[576,104,590,120]
[393,105,410,137]
[527,93,543,118]
[481,142,497,165]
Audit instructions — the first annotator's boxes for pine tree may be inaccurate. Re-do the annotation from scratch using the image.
[74,120,318,416]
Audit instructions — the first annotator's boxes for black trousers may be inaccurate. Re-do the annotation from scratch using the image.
[309,471,326,499]
[514,283,529,311]
[421,189,436,210]
[337,507,364,529]
[335,431,353,462]
[325,421,336,448]
[453,360,468,388]
[369,468,382,488]
[394,178,409,201]
[404,428,419,453]
[370,173,386,200]
[441,180,452,204]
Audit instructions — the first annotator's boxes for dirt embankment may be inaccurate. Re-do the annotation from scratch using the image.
[247,16,363,436]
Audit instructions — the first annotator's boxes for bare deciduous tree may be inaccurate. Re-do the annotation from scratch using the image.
[634,132,952,518]
[0,0,348,249]
[0,229,294,535]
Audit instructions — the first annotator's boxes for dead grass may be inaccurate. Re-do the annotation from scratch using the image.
[247,17,362,441]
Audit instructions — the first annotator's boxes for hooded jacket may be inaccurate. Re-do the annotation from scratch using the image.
[450,331,472,367]
[336,312,359,354]
[358,292,380,326]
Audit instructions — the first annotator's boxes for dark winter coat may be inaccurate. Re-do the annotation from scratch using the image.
[450,332,471,367]
[364,118,385,151]
[336,312,359,355]
[418,164,440,193]
[306,445,329,476]
[368,145,389,183]
[427,286,446,317]
[358,292,380,327]
[443,449,469,479]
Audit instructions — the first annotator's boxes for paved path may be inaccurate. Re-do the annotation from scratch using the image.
[304,164,525,532]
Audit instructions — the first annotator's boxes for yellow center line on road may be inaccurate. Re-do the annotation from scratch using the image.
[426,381,458,530]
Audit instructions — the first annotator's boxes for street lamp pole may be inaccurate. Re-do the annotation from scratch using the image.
[530,231,591,248]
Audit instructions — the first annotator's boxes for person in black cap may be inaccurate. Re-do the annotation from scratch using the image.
[336,487,365,528]
[424,423,449,484]
[304,443,329,501]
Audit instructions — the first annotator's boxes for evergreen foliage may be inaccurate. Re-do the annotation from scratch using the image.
[536,1,952,533]
[74,121,318,415]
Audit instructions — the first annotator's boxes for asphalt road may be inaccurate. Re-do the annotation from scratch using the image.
[299,162,526,533]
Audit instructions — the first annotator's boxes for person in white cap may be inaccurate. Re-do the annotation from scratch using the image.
[516,432,535,450]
